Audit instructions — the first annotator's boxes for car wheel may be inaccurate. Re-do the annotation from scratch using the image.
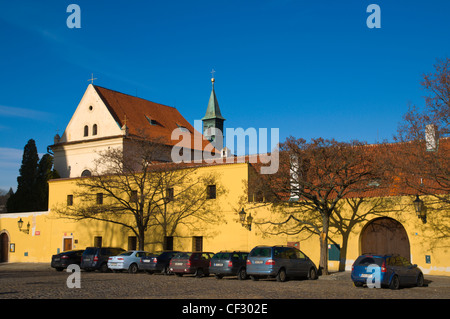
[389,275,400,290]
[163,266,172,275]
[195,268,204,278]
[276,268,287,282]
[237,268,247,280]
[416,273,424,287]
[307,267,317,280]
[100,263,109,273]
[128,263,138,274]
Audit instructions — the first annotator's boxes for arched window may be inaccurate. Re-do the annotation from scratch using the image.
[81,170,91,177]
[93,124,98,136]
[84,125,89,137]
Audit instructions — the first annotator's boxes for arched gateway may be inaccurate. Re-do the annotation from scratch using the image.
[0,231,10,263]
[360,217,411,261]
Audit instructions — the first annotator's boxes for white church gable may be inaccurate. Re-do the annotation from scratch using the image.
[52,84,125,178]
[60,84,123,143]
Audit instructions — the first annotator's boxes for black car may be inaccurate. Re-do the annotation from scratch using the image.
[139,251,181,275]
[209,251,249,280]
[80,247,125,272]
[170,252,215,277]
[51,250,84,271]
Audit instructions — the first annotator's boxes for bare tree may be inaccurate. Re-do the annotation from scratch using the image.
[249,137,386,275]
[393,57,450,235]
[329,196,403,271]
[53,137,224,250]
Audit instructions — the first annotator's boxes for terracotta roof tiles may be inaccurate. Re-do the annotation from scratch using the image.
[93,85,213,151]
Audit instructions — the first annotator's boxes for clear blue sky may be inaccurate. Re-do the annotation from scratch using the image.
[1,0,449,191]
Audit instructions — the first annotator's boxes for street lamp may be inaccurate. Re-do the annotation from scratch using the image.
[413,195,426,224]
[238,208,253,231]
[18,218,30,234]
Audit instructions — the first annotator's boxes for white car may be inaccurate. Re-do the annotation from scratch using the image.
[108,250,151,273]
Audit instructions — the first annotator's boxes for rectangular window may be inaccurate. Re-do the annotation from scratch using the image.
[206,185,216,199]
[94,236,102,248]
[164,236,174,251]
[128,236,137,250]
[192,236,203,252]
[130,190,138,203]
[96,193,103,205]
[166,188,174,202]
[67,194,73,206]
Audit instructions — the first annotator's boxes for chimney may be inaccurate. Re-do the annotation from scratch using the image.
[425,124,438,151]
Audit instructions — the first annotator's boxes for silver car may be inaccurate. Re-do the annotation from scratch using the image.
[246,245,318,282]
[108,250,151,273]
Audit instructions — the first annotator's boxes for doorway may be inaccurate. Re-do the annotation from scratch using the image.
[360,217,411,261]
[0,232,10,262]
[63,237,73,251]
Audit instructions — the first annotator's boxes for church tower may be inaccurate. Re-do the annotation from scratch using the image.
[202,76,225,150]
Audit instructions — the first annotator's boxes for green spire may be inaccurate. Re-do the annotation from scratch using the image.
[202,78,225,120]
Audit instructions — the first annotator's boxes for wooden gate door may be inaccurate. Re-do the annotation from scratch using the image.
[63,238,73,251]
[0,233,9,262]
[361,218,411,261]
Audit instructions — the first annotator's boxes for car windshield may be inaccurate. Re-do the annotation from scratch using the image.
[355,256,384,266]
[174,252,192,258]
[250,247,271,258]
[83,248,97,255]
[119,251,134,256]
[212,252,232,259]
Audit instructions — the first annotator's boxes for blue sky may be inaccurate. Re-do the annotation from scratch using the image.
[1,0,449,191]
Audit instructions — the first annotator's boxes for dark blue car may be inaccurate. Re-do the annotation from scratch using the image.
[351,254,424,289]
[246,245,318,282]
[209,251,249,280]
[139,251,181,275]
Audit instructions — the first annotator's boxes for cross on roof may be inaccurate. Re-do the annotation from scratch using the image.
[88,73,97,84]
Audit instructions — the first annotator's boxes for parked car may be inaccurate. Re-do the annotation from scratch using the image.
[51,250,84,271]
[209,251,249,280]
[351,254,424,289]
[108,250,151,273]
[80,247,125,272]
[169,252,215,277]
[246,245,318,282]
[139,251,181,275]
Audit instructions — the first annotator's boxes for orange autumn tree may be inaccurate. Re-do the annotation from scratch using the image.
[250,137,387,275]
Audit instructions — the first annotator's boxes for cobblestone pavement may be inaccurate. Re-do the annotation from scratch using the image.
[1,263,450,299]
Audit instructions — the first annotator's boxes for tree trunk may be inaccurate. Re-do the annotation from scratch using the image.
[339,232,349,272]
[138,225,145,250]
[319,215,330,275]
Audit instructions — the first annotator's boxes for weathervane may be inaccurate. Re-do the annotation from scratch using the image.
[211,69,216,85]
[88,73,97,84]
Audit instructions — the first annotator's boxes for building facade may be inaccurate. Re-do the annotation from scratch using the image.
[0,83,449,277]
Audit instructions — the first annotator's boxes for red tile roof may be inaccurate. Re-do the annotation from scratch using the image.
[248,138,450,200]
[93,85,214,151]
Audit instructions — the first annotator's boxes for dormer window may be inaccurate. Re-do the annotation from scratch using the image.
[176,123,189,133]
[84,125,89,137]
[93,124,98,135]
[145,115,159,126]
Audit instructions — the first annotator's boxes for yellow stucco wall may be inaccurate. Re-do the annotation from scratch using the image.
[1,162,449,277]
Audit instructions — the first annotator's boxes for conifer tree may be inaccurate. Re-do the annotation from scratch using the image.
[7,139,39,212]
[35,153,60,211]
